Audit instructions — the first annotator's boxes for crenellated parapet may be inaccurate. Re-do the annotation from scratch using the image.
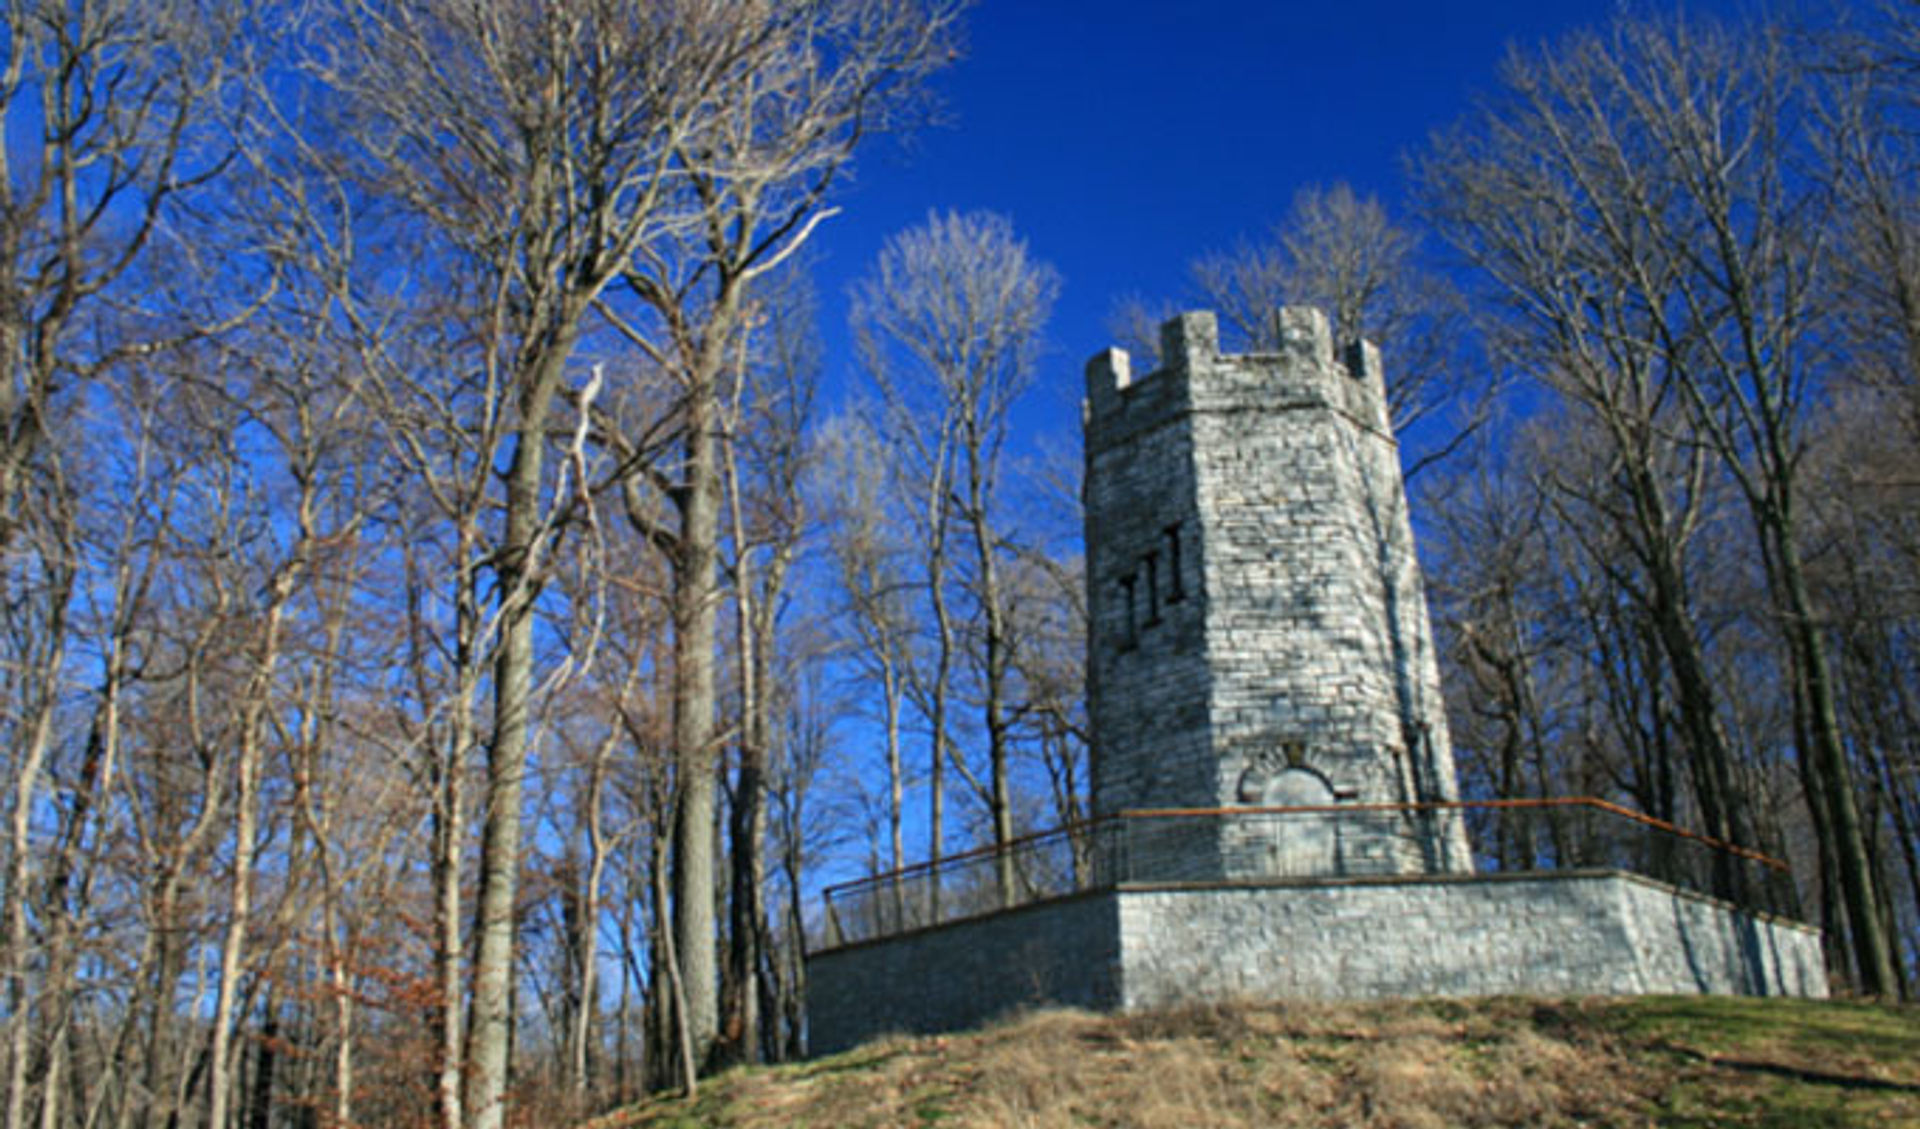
[1084,309,1391,463]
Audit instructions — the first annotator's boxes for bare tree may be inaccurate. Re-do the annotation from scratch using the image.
[1003,544,1091,870]
[850,210,1058,902]
[305,2,773,1117]
[1821,4,1920,466]
[819,411,923,930]
[0,6,241,1123]
[765,660,843,1059]
[194,276,383,1125]
[1821,0,1920,362]
[1803,392,1920,986]
[0,414,77,1129]
[0,0,963,1120]
[22,362,185,1129]
[1001,440,1090,872]
[1424,431,1568,863]
[1418,13,1898,994]
[1426,413,1723,874]
[600,1,963,1074]
[1184,184,1484,477]
[716,269,820,1067]
[1796,9,1920,981]
[0,0,241,544]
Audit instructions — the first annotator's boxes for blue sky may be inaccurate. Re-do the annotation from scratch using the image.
[788,0,1796,876]
[804,0,1756,431]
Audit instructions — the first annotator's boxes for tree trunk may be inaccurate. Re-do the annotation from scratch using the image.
[720,498,764,1066]
[465,381,558,1128]
[246,1002,278,1129]
[208,571,294,1129]
[720,390,799,1066]
[672,370,724,1072]
[884,660,905,925]
[779,816,809,1061]
[722,742,766,1067]
[1777,532,1899,996]
[569,741,613,1103]
[431,749,465,1129]
[4,587,69,1129]
[925,520,954,921]
[326,904,355,1129]
[431,535,479,1129]
[133,894,182,1129]
[965,454,1016,905]
[655,830,697,1098]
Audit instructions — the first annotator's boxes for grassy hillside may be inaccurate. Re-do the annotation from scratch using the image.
[588,996,1919,1128]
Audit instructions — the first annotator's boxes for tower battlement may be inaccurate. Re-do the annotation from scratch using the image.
[1084,309,1390,459]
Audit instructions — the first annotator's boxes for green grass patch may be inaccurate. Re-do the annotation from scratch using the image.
[1606,994,1920,1059]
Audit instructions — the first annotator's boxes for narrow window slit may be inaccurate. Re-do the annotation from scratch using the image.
[1143,551,1161,626]
[1164,524,1186,602]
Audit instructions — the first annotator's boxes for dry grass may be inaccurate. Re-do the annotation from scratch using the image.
[591,996,1920,1129]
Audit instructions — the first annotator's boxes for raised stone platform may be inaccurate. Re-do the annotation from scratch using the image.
[806,870,1828,1056]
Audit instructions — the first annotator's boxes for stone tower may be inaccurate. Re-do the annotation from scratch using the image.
[1083,308,1469,877]
[807,306,1827,1056]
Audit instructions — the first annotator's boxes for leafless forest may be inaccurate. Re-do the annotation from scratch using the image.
[0,2,1916,1127]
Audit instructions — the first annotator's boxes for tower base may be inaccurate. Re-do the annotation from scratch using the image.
[804,871,1828,1056]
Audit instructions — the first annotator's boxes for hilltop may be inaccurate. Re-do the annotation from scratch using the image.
[589,996,1919,1129]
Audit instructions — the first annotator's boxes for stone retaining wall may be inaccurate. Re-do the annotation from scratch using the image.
[808,890,1121,1056]
[805,872,1827,1056]
[1117,871,1827,1009]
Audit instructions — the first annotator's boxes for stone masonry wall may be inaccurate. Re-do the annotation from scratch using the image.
[806,873,1826,1055]
[806,891,1121,1056]
[1083,335,1212,819]
[1083,310,1468,876]
[1116,872,1827,1009]
[1609,875,1831,997]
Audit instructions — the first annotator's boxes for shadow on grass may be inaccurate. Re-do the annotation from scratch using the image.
[1666,1045,1920,1094]
[1605,995,1920,1060]
[797,1043,910,1079]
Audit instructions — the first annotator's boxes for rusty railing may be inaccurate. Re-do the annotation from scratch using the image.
[816,798,1797,949]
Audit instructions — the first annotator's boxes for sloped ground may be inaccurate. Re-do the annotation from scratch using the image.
[588,996,1920,1128]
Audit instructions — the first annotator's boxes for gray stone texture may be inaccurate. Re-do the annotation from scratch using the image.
[1117,873,1828,1007]
[1083,310,1468,875]
[807,891,1121,1056]
[807,874,1827,1054]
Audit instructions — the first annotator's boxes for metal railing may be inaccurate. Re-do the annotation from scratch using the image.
[816,798,1798,949]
